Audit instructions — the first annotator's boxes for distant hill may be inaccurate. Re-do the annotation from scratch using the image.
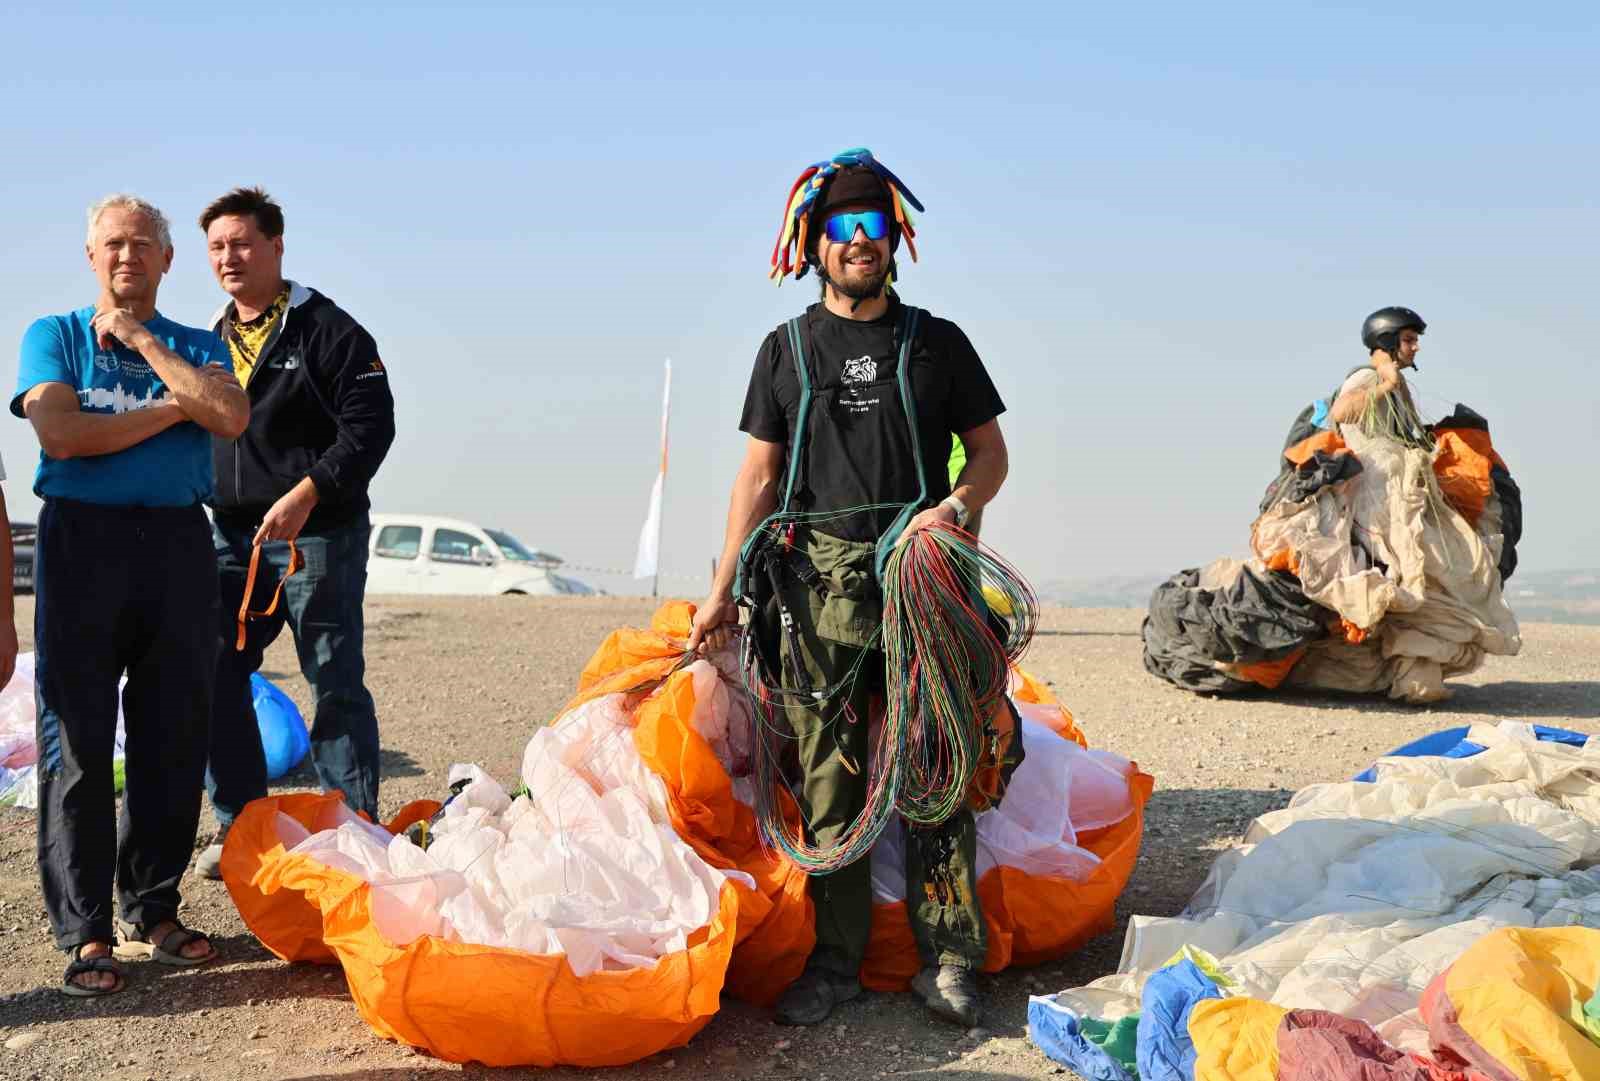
[1501,568,1600,626]
[1038,567,1600,626]
[1035,573,1169,609]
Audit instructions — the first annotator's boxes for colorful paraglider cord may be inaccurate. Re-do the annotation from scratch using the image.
[740,519,1038,875]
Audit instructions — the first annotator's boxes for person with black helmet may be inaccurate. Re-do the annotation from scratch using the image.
[687,149,1010,1027]
[1328,307,1428,436]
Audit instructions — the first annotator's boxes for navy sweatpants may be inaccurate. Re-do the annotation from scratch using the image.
[33,498,218,952]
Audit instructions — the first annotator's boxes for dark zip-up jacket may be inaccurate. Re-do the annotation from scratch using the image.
[208,281,395,533]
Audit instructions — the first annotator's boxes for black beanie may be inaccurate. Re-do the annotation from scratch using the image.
[816,166,891,214]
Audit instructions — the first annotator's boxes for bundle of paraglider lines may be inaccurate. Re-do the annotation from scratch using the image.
[742,520,1038,875]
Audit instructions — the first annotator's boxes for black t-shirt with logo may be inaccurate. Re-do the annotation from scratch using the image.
[739,298,1006,541]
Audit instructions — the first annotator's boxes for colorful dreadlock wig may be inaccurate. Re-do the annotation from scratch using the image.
[768,147,926,284]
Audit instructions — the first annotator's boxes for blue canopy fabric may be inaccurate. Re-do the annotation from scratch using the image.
[1027,996,1138,1081]
[1137,959,1224,1081]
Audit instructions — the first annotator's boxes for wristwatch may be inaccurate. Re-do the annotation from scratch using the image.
[941,495,971,528]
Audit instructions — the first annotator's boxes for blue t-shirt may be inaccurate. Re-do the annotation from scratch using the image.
[12,307,226,506]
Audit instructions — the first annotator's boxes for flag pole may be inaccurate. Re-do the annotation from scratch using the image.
[656,359,670,597]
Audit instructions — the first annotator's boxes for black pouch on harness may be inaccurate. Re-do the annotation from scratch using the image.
[738,536,793,693]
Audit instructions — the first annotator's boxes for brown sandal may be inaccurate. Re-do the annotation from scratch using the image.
[113,917,217,966]
[61,945,126,997]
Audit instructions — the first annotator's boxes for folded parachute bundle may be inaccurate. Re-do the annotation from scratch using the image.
[1029,721,1600,1081]
[224,602,1151,1067]
[1143,381,1523,703]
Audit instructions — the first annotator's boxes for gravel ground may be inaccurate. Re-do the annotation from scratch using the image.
[0,595,1595,1081]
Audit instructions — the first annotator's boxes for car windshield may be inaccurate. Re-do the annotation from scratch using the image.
[485,529,555,565]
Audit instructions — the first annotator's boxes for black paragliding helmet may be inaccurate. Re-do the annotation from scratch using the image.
[1361,307,1427,369]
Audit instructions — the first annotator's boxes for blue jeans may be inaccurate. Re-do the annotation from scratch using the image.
[207,516,380,824]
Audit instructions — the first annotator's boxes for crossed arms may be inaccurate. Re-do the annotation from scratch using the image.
[22,309,248,458]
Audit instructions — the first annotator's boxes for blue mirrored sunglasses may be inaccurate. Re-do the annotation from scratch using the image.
[821,209,889,243]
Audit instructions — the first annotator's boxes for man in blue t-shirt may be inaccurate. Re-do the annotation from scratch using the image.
[12,194,249,997]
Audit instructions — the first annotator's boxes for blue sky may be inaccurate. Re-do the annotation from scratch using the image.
[3,2,1595,594]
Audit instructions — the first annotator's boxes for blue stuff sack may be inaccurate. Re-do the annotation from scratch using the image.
[251,673,309,780]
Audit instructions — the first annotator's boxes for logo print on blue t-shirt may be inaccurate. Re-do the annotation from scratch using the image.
[93,351,119,373]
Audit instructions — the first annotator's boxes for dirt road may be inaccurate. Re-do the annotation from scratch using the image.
[1,596,1594,1080]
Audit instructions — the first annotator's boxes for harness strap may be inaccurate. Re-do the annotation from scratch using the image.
[874,305,925,579]
[235,540,304,651]
[783,548,829,595]
[734,316,814,602]
[780,317,813,510]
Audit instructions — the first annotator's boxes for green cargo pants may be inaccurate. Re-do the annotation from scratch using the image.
[774,526,998,976]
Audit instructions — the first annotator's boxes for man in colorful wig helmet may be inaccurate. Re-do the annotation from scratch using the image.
[689,149,1011,1026]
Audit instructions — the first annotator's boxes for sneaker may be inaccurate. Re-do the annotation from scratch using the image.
[912,963,980,1026]
[194,823,231,881]
[774,965,861,1026]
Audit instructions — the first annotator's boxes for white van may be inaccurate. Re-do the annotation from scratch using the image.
[366,514,597,596]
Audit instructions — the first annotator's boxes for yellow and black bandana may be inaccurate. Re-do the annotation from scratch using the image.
[226,287,291,386]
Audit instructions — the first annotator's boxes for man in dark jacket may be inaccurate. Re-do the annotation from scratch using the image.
[194,187,395,878]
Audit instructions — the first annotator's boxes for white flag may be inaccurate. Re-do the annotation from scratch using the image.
[633,472,664,580]
[633,359,671,580]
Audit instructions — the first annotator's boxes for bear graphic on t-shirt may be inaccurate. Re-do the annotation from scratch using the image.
[842,354,877,385]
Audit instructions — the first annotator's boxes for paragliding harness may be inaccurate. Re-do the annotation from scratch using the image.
[733,305,928,703]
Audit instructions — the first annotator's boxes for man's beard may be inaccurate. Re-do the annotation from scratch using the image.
[821,261,890,301]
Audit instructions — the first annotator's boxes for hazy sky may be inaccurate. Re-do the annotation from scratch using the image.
[4,3,1596,597]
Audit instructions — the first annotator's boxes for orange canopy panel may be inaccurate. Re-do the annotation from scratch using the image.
[862,767,1152,991]
[223,792,439,964]
[254,852,739,1068]
[1282,429,1348,467]
[1431,427,1498,527]
[1226,647,1308,690]
[630,653,816,1004]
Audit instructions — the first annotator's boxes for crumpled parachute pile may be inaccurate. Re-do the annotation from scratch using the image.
[224,602,1152,1067]
[1143,400,1523,703]
[1029,720,1600,1081]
